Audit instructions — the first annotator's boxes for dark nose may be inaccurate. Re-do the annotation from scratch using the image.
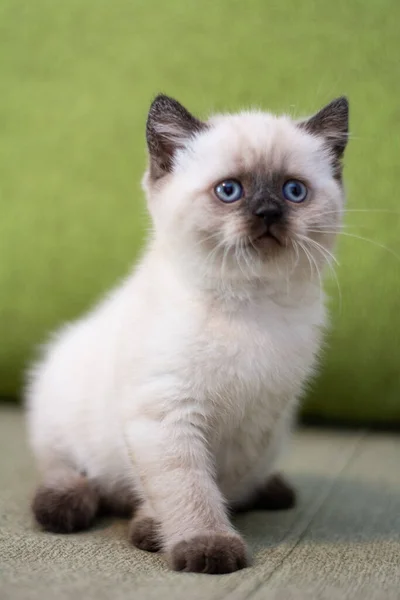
[253,203,283,225]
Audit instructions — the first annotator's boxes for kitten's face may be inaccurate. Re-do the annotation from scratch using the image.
[143,95,348,283]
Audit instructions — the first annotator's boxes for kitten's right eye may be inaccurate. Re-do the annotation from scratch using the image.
[214,180,243,203]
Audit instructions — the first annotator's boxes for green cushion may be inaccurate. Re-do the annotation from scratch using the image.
[1,0,399,423]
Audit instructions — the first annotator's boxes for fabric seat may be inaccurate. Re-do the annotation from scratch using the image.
[1,406,399,600]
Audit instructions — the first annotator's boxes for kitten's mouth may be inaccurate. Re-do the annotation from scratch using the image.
[255,229,283,246]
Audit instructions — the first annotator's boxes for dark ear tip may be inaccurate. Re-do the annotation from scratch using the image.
[147,94,176,136]
[150,93,170,105]
[333,96,349,113]
[148,93,179,113]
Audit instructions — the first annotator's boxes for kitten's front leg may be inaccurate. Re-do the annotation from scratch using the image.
[125,417,248,574]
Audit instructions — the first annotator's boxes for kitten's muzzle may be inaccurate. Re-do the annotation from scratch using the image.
[253,203,284,245]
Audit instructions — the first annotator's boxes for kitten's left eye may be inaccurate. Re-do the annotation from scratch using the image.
[214,179,243,203]
[282,180,308,203]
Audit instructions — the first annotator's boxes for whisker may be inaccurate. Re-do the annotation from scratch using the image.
[307,231,400,263]
[307,223,355,230]
[193,232,220,249]
[237,239,248,280]
[338,208,400,215]
[318,208,400,223]
[234,243,243,280]
[306,244,323,304]
[246,235,260,256]
[203,239,225,273]
[242,239,257,278]
[299,235,342,313]
[297,240,314,281]
[291,239,300,272]
[297,234,340,267]
[221,243,231,280]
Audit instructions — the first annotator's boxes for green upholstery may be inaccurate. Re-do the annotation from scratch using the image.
[1,0,399,422]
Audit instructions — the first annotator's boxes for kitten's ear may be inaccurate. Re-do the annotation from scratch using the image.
[299,97,349,159]
[146,94,206,181]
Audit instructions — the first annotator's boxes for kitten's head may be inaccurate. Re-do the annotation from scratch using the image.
[143,94,349,285]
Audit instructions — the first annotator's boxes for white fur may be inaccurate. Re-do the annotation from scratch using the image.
[26,107,344,553]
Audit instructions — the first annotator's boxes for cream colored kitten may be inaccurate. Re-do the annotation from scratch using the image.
[26,94,348,574]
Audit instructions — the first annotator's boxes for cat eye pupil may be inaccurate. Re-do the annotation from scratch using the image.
[291,184,301,196]
[224,183,234,196]
[214,179,243,203]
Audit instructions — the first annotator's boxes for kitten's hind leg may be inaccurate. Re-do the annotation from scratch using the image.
[129,501,161,553]
[32,464,100,533]
[99,486,137,518]
[234,473,296,513]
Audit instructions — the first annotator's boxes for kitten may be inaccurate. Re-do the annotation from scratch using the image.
[26,94,348,574]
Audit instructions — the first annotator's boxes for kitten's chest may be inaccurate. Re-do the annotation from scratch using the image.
[215,399,289,502]
[193,301,322,502]
[191,299,322,410]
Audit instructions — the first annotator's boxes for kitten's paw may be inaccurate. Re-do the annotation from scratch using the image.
[255,473,296,511]
[169,533,248,574]
[129,516,161,552]
[32,476,99,533]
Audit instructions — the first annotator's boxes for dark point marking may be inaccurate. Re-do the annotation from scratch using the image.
[99,489,137,518]
[170,533,248,574]
[129,516,161,552]
[234,473,296,513]
[146,94,207,181]
[32,477,99,533]
[299,96,349,180]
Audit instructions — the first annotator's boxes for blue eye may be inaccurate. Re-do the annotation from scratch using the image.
[214,179,243,203]
[282,180,308,203]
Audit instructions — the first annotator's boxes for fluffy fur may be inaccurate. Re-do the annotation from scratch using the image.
[26,94,348,574]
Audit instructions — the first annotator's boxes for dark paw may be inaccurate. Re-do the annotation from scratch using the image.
[129,517,161,552]
[32,477,99,533]
[235,474,296,513]
[256,473,296,510]
[170,533,248,574]
[99,490,137,518]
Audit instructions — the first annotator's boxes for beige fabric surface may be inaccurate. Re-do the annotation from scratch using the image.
[0,406,399,600]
